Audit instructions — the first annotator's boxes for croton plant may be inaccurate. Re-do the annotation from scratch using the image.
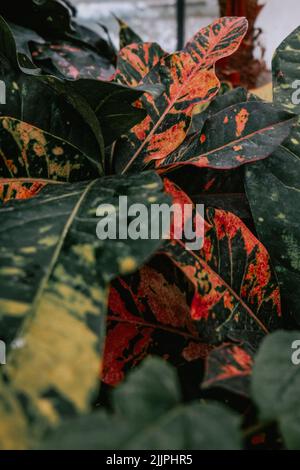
[0,0,299,451]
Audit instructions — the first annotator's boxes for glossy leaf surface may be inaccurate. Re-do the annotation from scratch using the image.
[114,17,248,174]
[162,180,281,346]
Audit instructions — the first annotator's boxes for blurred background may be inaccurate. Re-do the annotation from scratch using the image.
[72,0,300,69]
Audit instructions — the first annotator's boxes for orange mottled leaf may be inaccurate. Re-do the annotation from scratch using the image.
[154,101,296,172]
[114,17,248,173]
[0,179,47,202]
[113,42,166,87]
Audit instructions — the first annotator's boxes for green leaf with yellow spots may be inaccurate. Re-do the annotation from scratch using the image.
[0,171,169,449]
[0,116,101,202]
[245,28,300,324]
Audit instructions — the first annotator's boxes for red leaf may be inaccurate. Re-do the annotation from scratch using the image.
[103,264,212,386]
[202,342,254,396]
[161,179,281,346]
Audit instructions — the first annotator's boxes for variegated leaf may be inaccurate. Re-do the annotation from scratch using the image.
[103,262,212,386]
[116,16,142,49]
[203,342,255,396]
[0,117,100,194]
[190,86,251,133]
[162,180,281,346]
[113,42,166,87]
[114,17,248,173]
[154,102,296,172]
[31,41,115,81]
[0,171,169,449]
[272,24,300,161]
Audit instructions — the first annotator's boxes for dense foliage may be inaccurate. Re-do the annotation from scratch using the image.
[0,0,299,450]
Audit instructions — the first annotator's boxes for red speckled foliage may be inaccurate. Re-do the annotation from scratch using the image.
[162,180,281,345]
[203,342,255,396]
[103,264,212,386]
[102,179,281,392]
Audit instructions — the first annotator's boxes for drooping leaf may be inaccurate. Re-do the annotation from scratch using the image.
[252,331,300,450]
[114,17,248,174]
[245,27,300,323]
[162,180,281,346]
[203,342,255,396]
[0,16,105,167]
[42,357,242,450]
[0,171,169,449]
[103,262,212,387]
[0,1,117,72]
[7,22,44,72]
[154,101,295,172]
[31,40,115,81]
[67,78,147,147]
[0,17,147,163]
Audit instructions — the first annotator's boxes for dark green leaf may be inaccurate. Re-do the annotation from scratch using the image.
[252,331,300,449]
[31,40,114,81]
[41,358,242,450]
[0,17,105,168]
[245,27,300,323]
[68,78,147,147]
[0,0,74,39]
